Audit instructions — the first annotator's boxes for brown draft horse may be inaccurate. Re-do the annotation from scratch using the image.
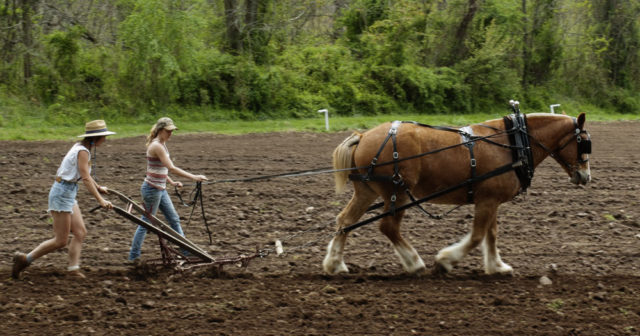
[323,113,591,275]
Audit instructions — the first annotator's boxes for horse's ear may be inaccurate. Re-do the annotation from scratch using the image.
[577,113,586,129]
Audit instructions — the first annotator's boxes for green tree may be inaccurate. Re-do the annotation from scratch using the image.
[117,0,207,111]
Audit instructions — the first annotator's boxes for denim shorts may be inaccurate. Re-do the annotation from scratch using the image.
[48,181,79,213]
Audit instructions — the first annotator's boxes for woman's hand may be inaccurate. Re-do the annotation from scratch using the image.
[100,199,113,209]
[98,186,109,194]
[193,174,208,182]
[173,181,183,189]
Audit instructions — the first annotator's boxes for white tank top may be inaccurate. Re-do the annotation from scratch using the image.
[55,143,91,182]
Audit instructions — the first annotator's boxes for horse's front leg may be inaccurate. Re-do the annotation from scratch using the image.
[481,205,513,275]
[323,182,378,275]
[434,201,498,273]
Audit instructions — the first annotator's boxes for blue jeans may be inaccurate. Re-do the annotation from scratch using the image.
[128,181,184,260]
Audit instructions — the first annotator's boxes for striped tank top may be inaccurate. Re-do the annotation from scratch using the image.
[144,140,170,189]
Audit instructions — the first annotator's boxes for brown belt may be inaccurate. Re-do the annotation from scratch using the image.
[55,176,77,184]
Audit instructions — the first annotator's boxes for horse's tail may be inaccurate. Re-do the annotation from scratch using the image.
[333,132,361,194]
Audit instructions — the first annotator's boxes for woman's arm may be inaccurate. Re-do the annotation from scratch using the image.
[166,175,182,188]
[78,150,112,208]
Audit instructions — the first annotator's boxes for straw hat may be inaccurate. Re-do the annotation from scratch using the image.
[77,120,116,138]
[156,117,178,131]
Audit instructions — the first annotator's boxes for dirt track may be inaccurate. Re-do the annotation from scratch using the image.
[1,120,639,335]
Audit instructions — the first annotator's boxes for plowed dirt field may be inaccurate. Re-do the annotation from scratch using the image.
[1,120,638,335]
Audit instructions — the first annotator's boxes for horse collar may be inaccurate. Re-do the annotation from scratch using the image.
[504,113,535,192]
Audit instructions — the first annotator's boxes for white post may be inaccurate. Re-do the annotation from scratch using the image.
[550,104,560,114]
[318,109,329,131]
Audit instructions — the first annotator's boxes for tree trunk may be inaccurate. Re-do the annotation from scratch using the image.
[0,0,18,66]
[223,0,242,53]
[448,0,478,65]
[521,0,529,90]
[245,0,258,28]
[21,0,34,82]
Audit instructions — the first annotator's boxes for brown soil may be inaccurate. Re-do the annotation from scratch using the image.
[1,120,639,336]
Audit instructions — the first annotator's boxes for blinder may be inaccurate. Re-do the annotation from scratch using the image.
[576,130,591,158]
[574,117,591,163]
[560,123,591,165]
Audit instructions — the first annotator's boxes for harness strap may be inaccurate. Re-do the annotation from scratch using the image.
[389,121,402,214]
[366,121,401,177]
[460,126,476,203]
[350,121,403,214]
[404,189,464,219]
[341,161,523,234]
[349,120,494,217]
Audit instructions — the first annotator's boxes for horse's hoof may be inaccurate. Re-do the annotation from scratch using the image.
[485,263,514,276]
[496,268,514,276]
[407,266,429,277]
[432,262,449,275]
[323,261,349,275]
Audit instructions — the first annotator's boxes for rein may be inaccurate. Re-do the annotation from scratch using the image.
[173,112,590,239]
[174,181,214,244]
[176,122,522,228]
[178,129,515,188]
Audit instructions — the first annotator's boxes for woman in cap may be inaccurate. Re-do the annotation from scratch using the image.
[12,120,115,279]
[128,117,207,260]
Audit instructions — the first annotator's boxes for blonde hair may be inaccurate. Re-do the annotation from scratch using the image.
[146,123,162,147]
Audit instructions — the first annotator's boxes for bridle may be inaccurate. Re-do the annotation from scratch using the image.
[530,117,592,173]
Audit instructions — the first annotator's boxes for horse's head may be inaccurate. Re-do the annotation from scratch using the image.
[551,113,591,185]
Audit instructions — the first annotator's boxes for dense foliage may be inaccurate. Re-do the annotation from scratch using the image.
[1,0,639,124]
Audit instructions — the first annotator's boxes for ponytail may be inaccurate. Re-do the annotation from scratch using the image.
[146,123,161,147]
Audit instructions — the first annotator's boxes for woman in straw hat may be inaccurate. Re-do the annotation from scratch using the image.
[12,120,115,279]
[128,117,207,260]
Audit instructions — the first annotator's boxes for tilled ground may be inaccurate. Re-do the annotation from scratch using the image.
[0,120,639,335]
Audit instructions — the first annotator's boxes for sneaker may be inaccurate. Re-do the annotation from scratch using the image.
[11,252,29,279]
[67,269,86,279]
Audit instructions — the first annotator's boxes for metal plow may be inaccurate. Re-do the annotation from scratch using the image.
[102,189,261,271]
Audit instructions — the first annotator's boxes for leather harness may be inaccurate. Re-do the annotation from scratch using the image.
[339,110,591,233]
[347,114,536,216]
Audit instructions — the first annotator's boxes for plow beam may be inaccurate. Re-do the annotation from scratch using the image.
[107,189,215,262]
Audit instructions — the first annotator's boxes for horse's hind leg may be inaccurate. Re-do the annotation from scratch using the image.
[323,182,378,275]
[379,208,426,274]
[435,201,497,273]
[481,208,513,275]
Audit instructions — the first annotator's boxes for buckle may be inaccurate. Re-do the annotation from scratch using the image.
[470,158,477,168]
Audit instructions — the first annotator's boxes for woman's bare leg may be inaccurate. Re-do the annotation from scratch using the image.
[28,211,71,260]
[68,203,87,267]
